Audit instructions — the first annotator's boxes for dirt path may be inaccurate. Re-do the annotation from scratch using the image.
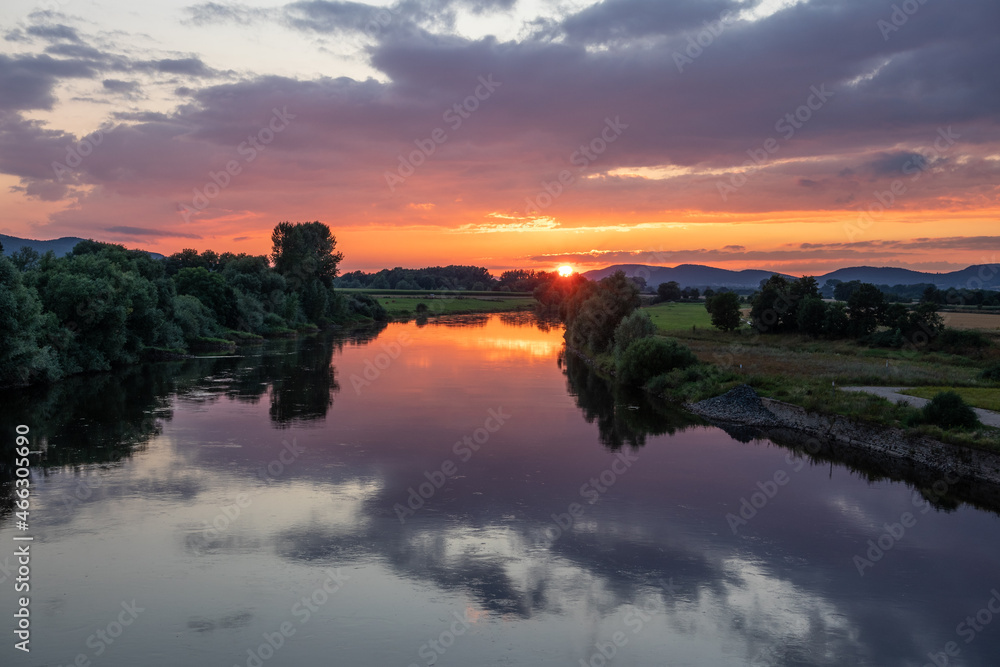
[840,386,1000,428]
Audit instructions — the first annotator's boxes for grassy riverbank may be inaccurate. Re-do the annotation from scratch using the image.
[375,294,536,318]
[636,302,1000,451]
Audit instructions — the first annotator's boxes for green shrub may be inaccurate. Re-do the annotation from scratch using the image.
[612,310,656,360]
[616,336,697,386]
[933,328,989,353]
[863,329,904,349]
[979,363,1000,382]
[917,391,980,430]
[415,302,429,314]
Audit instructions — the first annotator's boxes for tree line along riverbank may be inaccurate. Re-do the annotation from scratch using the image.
[0,222,388,388]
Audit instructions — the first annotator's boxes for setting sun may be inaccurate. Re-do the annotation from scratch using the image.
[558,265,574,277]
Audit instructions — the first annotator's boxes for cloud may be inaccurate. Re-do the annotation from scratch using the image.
[103,79,141,94]
[184,2,275,26]
[0,53,96,111]
[140,57,218,77]
[559,0,740,44]
[527,236,1000,267]
[26,23,82,43]
[1,0,999,258]
[105,226,203,239]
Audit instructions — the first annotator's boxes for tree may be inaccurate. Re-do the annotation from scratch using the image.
[921,285,943,304]
[790,276,820,301]
[706,291,742,331]
[656,281,681,302]
[174,267,237,327]
[565,271,640,354]
[271,221,344,290]
[616,336,697,386]
[0,256,60,386]
[847,283,887,337]
[612,309,657,360]
[797,296,827,338]
[271,221,345,323]
[750,275,796,333]
[10,247,40,272]
[834,280,863,302]
[823,302,850,338]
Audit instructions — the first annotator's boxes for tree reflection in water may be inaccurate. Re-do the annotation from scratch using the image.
[560,350,702,451]
[0,326,384,516]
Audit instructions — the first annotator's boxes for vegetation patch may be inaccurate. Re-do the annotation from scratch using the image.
[642,302,712,331]
[902,387,1000,412]
[908,391,981,430]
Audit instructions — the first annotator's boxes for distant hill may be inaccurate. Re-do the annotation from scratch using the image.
[583,263,1000,291]
[0,234,164,260]
[817,266,945,286]
[583,264,795,289]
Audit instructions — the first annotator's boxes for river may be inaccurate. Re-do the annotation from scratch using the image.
[1,313,999,666]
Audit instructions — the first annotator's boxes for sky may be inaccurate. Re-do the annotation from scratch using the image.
[0,0,998,275]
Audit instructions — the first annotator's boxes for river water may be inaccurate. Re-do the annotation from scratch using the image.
[1,313,999,666]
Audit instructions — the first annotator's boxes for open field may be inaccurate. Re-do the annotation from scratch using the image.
[340,288,532,297]
[376,295,536,317]
[629,301,1000,447]
[902,387,1000,412]
[941,311,1000,331]
[642,301,712,331]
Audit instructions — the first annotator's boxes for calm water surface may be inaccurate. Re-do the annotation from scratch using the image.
[2,313,999,666]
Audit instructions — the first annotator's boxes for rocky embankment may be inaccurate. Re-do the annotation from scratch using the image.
[688,385,1000,505]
